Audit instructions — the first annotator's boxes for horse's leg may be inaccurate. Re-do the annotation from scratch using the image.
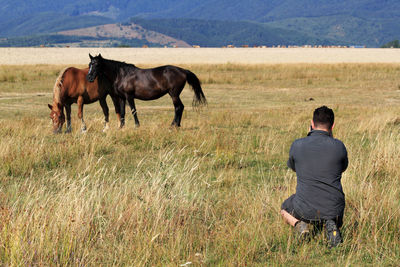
[77,96,87,132]
[111,95,122,128]
[65,104,72,133]
[119,98,126,128]
[99,98,110,132]
[170,96,184,127]
[127,97,140,127]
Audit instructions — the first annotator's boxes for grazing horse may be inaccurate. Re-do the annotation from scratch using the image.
[48,67,120,133]
[86,54,207,127]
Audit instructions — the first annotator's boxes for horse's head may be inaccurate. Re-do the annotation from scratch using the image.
[87,53,103,82]
[48,104,65,134]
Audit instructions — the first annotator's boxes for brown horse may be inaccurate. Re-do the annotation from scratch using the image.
[48,67,120,133]
[87,54,206,127]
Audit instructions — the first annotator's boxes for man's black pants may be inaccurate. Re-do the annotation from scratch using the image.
[281,194,343,228]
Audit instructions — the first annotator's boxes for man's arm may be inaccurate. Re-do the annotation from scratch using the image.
[287,143,296,171]
[342,144,348,172]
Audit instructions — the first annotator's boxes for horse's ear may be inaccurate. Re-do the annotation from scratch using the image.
[98,53,102,58]
[89,53,93,60]
[48,104,53,110]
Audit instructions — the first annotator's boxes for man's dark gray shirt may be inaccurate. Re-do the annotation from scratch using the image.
[287,130,348,221]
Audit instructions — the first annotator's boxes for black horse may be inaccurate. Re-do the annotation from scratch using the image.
[86,54,206,127]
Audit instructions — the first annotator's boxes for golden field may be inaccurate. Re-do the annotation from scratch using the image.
[0,50,399,266]
[1,47,400,65]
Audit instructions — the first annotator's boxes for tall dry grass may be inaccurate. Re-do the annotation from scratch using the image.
[0,64,399,265]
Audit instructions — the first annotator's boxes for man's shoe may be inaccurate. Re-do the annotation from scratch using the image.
[325,219,342,247]
[295,221,310,240]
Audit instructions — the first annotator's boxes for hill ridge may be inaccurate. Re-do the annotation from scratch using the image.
[58,23,191,47]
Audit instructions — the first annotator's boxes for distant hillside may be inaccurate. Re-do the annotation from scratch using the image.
[1,0,400,47]
[130,18,340,47]
[0,22,192,48]
[4,0,395,22]
[58,23,191,47]
[1,19,329,48]
[0,34,105,47]
[0,13,113,37]
[0,34,161,48]
[265,16,400,47]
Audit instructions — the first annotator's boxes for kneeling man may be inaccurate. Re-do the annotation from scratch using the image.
[281,106,348,247]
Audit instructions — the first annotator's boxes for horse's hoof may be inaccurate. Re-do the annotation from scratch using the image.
[54,126,62,134]
[170,123,180,128]
[103,123,110,132]
[65,129,72,134]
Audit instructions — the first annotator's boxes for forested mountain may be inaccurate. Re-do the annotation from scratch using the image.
[0,0,399,47]
[129,18,339,47]
[2,0,399,22]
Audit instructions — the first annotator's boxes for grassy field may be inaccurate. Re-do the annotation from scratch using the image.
[0,63,399,266]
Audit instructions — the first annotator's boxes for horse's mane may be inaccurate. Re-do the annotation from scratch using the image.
[52,67,69,107]
[102,58,137,73]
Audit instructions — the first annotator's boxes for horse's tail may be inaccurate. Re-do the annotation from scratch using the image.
[52,67,69,105]
[185,70,207,107]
